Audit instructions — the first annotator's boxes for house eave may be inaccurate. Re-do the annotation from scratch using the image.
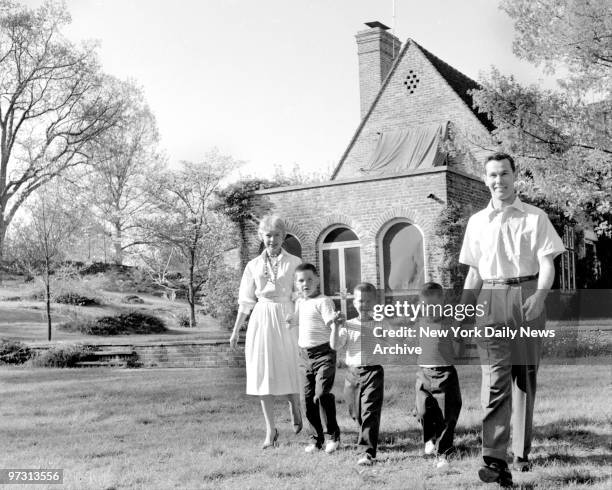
[254,166,482,196]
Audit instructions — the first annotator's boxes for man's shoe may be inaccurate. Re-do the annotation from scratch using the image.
[512,456,531,472]
[424,439,436,456]
[478,462,513,487]
[357,453,375,465]
[324,439,340,454]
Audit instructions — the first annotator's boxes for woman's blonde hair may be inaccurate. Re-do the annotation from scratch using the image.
[258,215,287,238]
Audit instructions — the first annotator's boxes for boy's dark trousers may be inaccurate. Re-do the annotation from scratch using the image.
[301,342,340,446]
[344,365,384,458]
[415,366,462,456]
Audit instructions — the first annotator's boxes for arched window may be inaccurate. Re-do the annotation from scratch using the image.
[283,234,302,258]
[379,220,424,298]
[320,226,361,319]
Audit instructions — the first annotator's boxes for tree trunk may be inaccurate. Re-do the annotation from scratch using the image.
[0,218,7,264]
[45,257,52,341]
[0,219,6,285]
[239,221,249,269]
[113,221,123,265]
[188,253,196,327]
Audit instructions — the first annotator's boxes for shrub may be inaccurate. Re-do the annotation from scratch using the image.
[122,295,145,304]
[29,272,103,305]
[177,311,191,328]
[29,344,94,367]
[199,264,240,330]
[55,292,100,306]
[58,312,167,336]
[0,339,33,365]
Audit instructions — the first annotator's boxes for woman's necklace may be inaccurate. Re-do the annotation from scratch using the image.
[264,251,281,285]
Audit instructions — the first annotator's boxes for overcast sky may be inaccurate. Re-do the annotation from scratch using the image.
[25,0,557,178]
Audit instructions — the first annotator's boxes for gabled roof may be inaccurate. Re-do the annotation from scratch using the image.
[331,38,494,180]
[415,41,495,132]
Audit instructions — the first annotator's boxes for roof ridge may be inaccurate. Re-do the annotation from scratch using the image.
[412,41,495,131]
[331,39,414,180]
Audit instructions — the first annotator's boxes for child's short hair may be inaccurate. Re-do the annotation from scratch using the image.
[420,282,443,297]
[295,262,318,276]
[353,282,377,297]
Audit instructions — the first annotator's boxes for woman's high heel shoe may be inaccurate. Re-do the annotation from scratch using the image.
[292,413,303,435]
[289,405,303,434]
[261,428,279,449]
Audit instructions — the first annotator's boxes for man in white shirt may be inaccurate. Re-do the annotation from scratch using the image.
[459,152,565,487]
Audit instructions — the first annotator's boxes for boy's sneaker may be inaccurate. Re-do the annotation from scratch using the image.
[435,455,450,470]
[324,439,340,454]
[424,440,436,456]
[357,454,375,466]
[305,443,321,453]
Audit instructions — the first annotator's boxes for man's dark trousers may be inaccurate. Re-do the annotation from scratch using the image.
[415,366,462,456]
[302,342,340,445]
[344,365,384,457]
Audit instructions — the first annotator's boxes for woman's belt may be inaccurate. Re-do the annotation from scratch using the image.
[256,297,291,303]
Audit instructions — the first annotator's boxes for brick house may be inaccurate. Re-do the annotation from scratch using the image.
[242,22,592,316]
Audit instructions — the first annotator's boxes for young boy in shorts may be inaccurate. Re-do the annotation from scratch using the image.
[289,263,343,454]
[331,282,385,465]
[415,282,463,469]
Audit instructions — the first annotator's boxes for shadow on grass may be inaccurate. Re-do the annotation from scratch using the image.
[535,418,612,451]
[202,466,265,482]
[533,452,612,467]
[538,471,611,487]
[377,428,422,452]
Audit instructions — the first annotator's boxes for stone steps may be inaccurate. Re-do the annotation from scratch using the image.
[76,348,139,368]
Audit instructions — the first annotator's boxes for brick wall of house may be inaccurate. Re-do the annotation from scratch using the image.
[446,168,489,211]
[335,41,491,180]
[245,167,487,289]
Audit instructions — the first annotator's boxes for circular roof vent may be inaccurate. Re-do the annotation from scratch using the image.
[404,70,420,94]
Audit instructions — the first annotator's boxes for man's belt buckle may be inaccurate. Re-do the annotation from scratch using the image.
[485,274,537,285]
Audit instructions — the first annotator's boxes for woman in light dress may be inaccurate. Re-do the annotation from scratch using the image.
[229,215,302,448]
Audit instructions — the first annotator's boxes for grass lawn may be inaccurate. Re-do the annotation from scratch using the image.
[0,291,228,345]
[1,365,611,489]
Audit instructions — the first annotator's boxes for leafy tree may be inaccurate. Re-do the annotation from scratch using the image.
[0,0,122,258]
[143,151,239,327]
[214,179,277,267]
[501,0,611,94]
[471,0,611,240]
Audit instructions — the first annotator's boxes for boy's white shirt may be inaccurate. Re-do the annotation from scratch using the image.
[338,316,390,367]
[292,293,337,348]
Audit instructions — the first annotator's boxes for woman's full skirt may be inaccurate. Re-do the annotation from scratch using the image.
[245,300,301,395]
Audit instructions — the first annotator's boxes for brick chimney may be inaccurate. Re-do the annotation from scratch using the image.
[356,21,401,119]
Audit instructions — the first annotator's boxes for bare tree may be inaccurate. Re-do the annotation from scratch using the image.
[12,184,82,340]
[143,152,239,327]
[0,0,123,258]
[84,78,163,265]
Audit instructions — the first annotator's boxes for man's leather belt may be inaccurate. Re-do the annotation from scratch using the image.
[483,274,538,285]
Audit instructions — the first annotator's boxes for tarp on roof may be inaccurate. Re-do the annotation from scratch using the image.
[361,122,448,174]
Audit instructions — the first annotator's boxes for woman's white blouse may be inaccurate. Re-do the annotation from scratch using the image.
[238,250,302,314]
